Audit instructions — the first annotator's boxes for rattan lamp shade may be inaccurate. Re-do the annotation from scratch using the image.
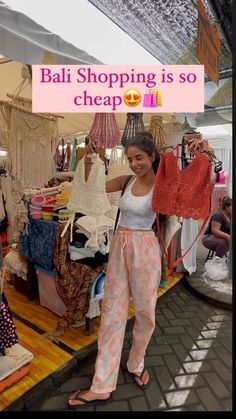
[88,113,121,149]
[148,115,167,149]
[121,113,145,147]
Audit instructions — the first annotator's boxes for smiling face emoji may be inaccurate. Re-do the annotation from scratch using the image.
[123,89,142,107]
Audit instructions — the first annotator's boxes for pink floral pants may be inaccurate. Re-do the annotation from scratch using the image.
[90,229,161,393]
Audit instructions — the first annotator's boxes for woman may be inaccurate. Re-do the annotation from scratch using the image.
[68,132,207,408]
[202,196,231,258]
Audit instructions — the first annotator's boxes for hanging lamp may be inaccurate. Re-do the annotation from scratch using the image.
[88,113,121,149]
[182,116,192,133]
[121,113,145,147]
[148,115,167,149]
[164,114,183,136]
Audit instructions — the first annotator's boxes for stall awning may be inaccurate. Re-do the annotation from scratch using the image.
[0,0,102,64]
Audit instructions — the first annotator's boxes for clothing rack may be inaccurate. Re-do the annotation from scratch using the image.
[160,139,222,169]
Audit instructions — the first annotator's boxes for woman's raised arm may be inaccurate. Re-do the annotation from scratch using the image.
[106,175,130,193]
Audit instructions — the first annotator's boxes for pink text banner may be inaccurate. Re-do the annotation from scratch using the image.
[32,65,204,113]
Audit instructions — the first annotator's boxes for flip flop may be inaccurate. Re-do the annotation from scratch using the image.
[68,389,112,409]
[68,388,84,401]
[126,367,151,389]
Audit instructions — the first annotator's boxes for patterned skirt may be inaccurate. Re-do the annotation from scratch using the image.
[0,303,18,349]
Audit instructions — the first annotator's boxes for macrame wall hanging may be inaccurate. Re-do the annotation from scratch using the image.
[148,115,167,150]
[121,113,145,147]
[9,107,58,189]
[88,113,121,149]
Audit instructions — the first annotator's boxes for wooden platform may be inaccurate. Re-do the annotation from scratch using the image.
[1,272,183,410]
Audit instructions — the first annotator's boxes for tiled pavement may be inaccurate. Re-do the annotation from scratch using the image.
[9,280,232,412]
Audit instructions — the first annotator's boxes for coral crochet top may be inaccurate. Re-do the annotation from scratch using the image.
[152,150,212,219]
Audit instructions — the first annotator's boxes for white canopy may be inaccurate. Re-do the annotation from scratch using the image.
[0,0,102,65]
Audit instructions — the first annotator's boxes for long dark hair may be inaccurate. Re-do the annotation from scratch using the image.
[221,196,232,211]
[124,131,160,173]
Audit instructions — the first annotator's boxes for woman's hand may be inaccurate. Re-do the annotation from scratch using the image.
[187,137,210,154]
[85,139,98,155]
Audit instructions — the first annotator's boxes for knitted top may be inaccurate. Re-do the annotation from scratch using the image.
[67,154,111,216]
[152,150,212,220]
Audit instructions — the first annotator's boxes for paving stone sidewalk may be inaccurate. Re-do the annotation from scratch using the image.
[15,281,232,412]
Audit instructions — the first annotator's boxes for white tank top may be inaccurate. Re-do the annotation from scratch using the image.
[119,178,156,230]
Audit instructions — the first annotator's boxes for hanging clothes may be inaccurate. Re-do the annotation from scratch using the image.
[68,139,78,172]
[180,218,199,275]
[152,149,212,220]
[0,292,18,352]
[62,142,71,172]
[55,142,63,171]
[53,224,106,335]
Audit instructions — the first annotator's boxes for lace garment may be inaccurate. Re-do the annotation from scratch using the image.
[67,154,111,215]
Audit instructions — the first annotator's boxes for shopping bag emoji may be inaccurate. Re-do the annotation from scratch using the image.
[143,91,157,108]
[152,90,162,106]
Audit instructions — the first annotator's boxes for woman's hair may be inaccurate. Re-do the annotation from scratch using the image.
[124,131,160,173]
[221,196,232,210]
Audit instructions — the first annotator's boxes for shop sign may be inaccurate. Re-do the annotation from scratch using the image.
[197,0,221,85]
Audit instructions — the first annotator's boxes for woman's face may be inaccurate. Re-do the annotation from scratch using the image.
[225,205,232,217]
[126,146,154,177]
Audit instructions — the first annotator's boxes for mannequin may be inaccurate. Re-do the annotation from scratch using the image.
[214,170,228,187]
[211,169,229,215]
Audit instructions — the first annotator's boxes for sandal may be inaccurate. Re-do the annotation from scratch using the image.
[126,367,150,389]
[68,389,112,409]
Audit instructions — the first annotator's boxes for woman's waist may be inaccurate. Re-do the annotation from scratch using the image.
[117,226,154,233]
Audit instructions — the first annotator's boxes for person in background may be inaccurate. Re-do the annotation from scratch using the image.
[202,196,231,258]
[67,132,209,408]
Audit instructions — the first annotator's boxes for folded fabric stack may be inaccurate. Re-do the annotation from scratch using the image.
[68,245,96,261]
[41,196,57,221]
[29,194,46,220]
[55,192,70,208]
[29,195,57,221]
[75,215,115,254]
